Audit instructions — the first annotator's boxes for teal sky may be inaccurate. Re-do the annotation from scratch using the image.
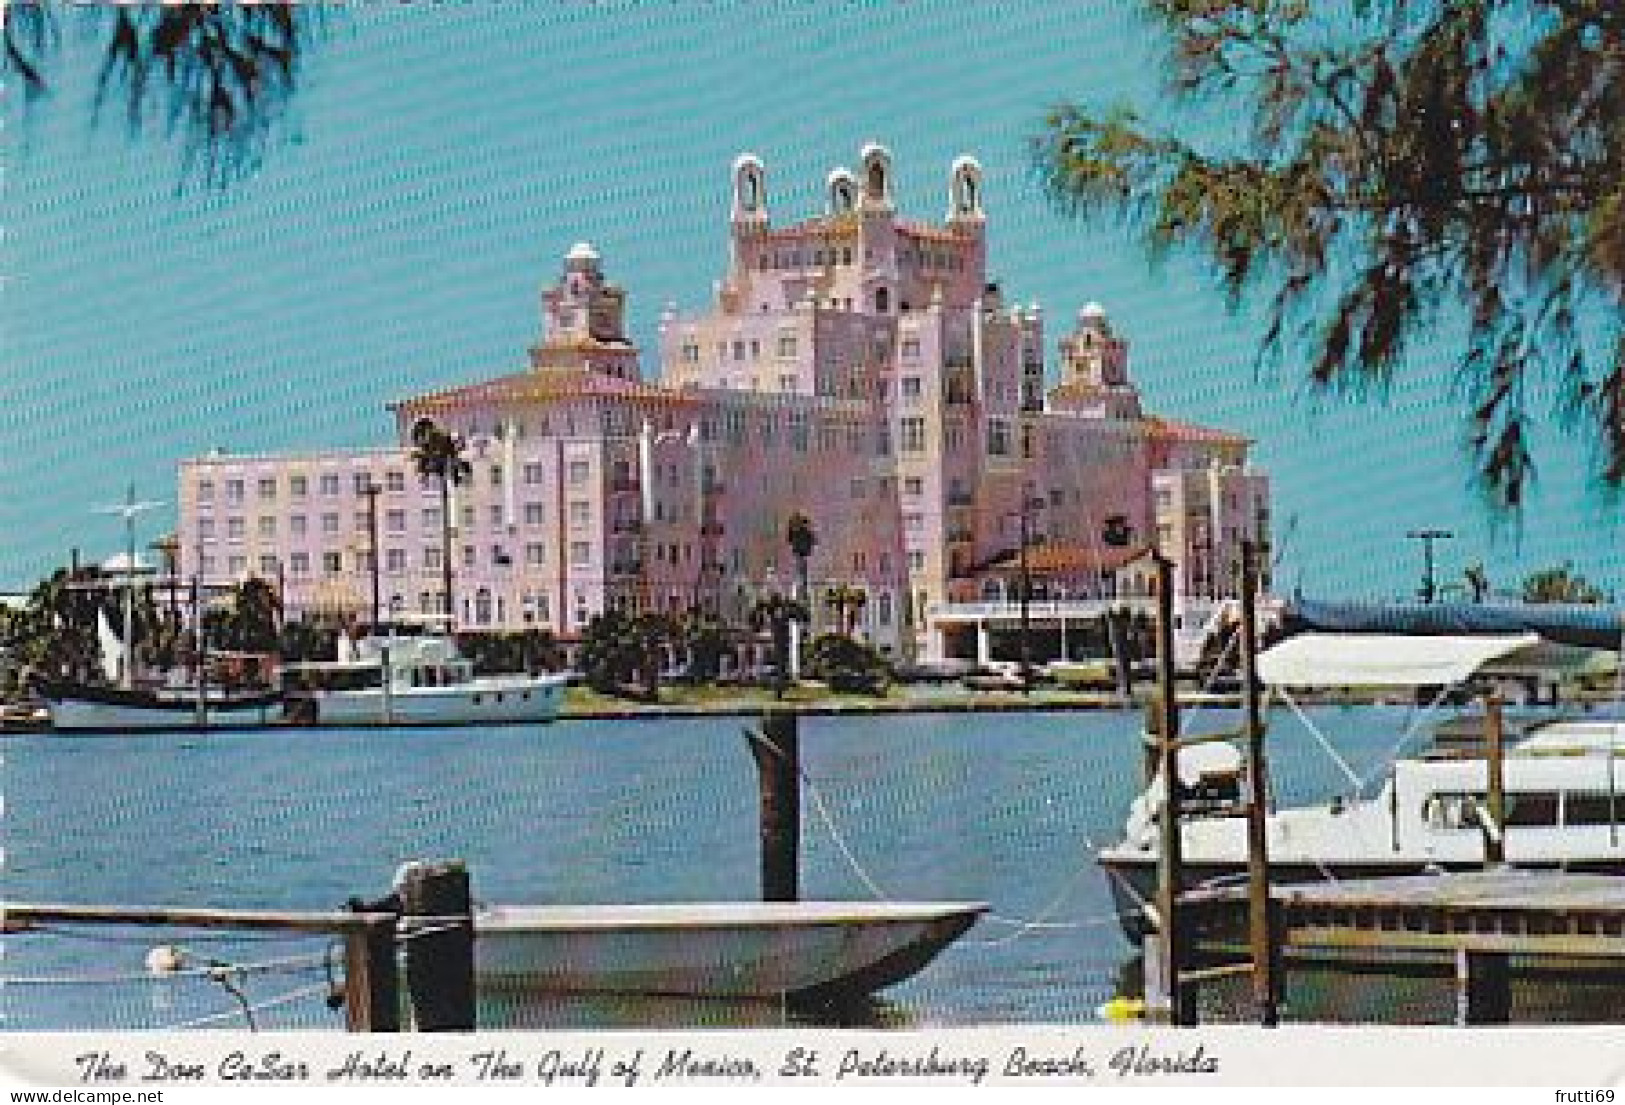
[4,1,1618,601]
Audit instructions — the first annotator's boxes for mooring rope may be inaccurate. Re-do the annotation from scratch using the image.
[0,947,332,987]
[162,980,335,1032]
[741,724,1147,945]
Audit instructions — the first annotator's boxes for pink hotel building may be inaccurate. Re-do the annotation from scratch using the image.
[177,145,1270,663]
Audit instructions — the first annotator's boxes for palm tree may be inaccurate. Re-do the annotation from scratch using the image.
[411,418,472,628]
[785,513,818,603]
[824,584,868,638]
[8,5,319,189]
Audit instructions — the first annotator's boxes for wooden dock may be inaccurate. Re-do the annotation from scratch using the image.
[1184,870,1625,1024]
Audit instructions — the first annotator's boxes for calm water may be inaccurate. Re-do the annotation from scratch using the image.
[0,705,1427,1031]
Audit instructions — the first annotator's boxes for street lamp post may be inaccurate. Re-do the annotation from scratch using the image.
[1016,484,1043,689]
[363,480,383,631]
[1406,528,1454,604]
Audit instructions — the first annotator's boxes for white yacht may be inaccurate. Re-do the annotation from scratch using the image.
[1098,633,1625,940]
[281,625,567,727]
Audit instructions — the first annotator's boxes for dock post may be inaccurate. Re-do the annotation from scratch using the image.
[1151,554,1192,1025]
[1455,948,1512,1025]
[749,711,801,902]
[342,913,401,1033]
[1484,693,1506,867]
[396,860,476,1030]
[1239,540,1279,1026]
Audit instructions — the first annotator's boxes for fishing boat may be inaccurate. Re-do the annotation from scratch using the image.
[470,899,988,1001]
[1098,632,1625,941]
[280,622,567,726]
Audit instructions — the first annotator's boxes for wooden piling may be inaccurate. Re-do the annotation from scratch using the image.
[749,711,801,903]
[1239,540,1279,1026]
[395,860,476,1031]
[343,913,401,1032]
[1456,948,1512,1025]
[1151,555,1192,1025]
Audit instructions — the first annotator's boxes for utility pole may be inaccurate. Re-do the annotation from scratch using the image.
[1406,529,1453,604]
[1239,539,1278,1025]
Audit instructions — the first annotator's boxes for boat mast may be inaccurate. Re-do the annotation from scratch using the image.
[94,485,163,690]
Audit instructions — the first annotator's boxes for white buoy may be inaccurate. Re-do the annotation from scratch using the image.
[145,945,186,975]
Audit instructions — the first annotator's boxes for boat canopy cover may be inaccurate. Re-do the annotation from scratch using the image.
[1256,632,1543,688]
[1290,598,1625,650]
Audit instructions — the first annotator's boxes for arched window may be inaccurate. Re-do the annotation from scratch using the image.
[475,587,493,625]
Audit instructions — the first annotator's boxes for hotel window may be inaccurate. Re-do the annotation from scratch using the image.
[489,505,505,528]
[681,342,700,363]
[570,541,591,567]
[904,477,923,496]
[322,551,342,574]
[290,475,308,498]
[226,517,246,540]
[568,460,591,485]
[386,548,407,573]
[904,513,924,531]
[322,513,339,535]
[777,334,797,358]
[201,555,217,577]
[524,502,544,526]
[422,506,441,530]
[320,473,340,496]
[289,552,310,576]
[355,512,369,533]
[570,500,591,526]
[225,479,245,504]
[901,339,921,361]
[733,340,746,361]
[197,479,215,502]
[423,546,442,570]
[461,505,475,528]
[228,555,246,576]
[290,515,307,538]
[526,543,545,566]
[750,340,761,360]
[257,516,276,539]
[901,376,922,401]
[900,417,926,453]
[987,420,1012,457]
[257,477,277,500]
[908,550,925,571]
[463,545,476,568]
[385,470,406,493]
[851,478,866,499]
[353,472,373,495]
[490,464,503,488]
[523,462,545,485]
[386,509,406,534]
[878,592,893,626]
[259,554,278,576]
[198,518,215,539]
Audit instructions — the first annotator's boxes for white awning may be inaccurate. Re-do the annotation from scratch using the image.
[1256,632,1543,688]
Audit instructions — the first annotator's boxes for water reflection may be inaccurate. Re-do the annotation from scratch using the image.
[480,991,905,1030]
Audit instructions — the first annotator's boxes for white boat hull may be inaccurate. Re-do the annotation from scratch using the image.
[285,677,566,727]
[469,900,987,999]
[44,689,281,732]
